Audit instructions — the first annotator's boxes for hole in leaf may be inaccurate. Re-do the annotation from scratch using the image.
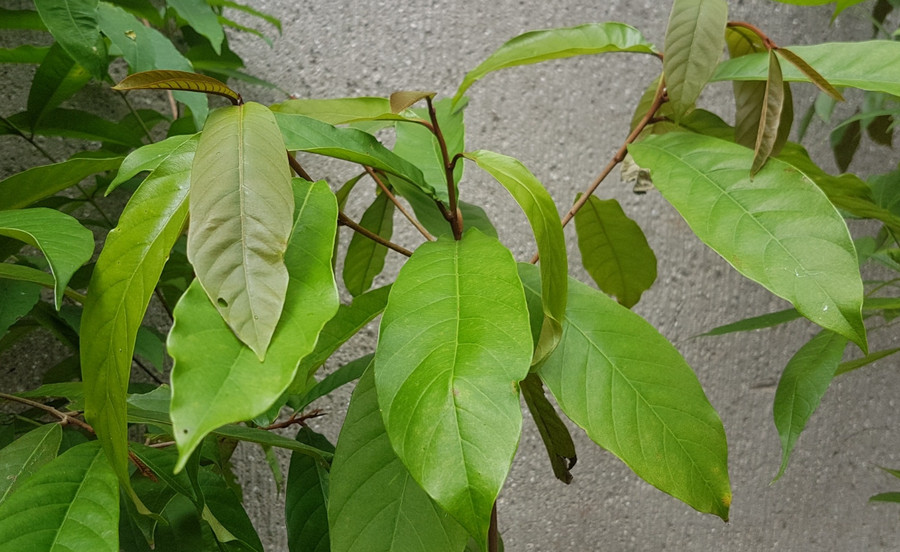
[217,297,228,308]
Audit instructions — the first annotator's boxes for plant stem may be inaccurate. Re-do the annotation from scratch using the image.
[0,392,94,434]
[263,408,325,430]
[287,152,314,181]
[488,502,499,552]
[338,211,413,257]
[727,21,778,49]
[365,166,435,241]
[530,78,668,263]
[426,97,462,240]
[117,90,155,143]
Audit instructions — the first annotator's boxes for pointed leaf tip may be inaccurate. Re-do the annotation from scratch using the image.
[113,70,241,104]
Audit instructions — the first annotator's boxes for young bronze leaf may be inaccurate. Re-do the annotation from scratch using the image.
[374,230,532,546]
[629,133,867,351]
[775,47,844,101]
[389,90,436,113]
[187,102,294,359]
[751,50,785,176]
[113,69,241,104]
[663,0,728,120]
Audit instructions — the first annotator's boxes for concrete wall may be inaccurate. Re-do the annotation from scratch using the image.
[2,0,899,550]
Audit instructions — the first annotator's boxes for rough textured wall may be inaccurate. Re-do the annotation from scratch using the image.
[2,0,899,550]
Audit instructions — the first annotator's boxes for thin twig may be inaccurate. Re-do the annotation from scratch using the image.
[338,212,413,257]
[287,152,313,181]
[0,392,94,433]
[727,21,778,49]
[117,90,154,143]
[263,408,326,431]
[426,97,462,240]
[365,166,435,241]
[133,356,164,385]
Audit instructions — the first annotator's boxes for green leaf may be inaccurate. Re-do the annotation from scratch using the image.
[26,42,91,131]
[109,133,198,193]
[286,285,390,399]
[698,308,802,337]
[374,230,532,543]
[453,22,657,105]
[207,0,281,33]
[464,150,566,364]
[870,492,900,503]
[0,423,62,505]
[573,195,657,308]
[285,428,334,552]
[187,102,294,358]
[663,0,728,120]
[0,441,118,552]
[0,9,47,30]
[269,97,392,125]
[712,41,900,97]
[835,347,900,376]
[81,135,194,508]
[329,367,469,552]
[0,279,41,337]
[629,132,867,352]
[170,179,338,469]
[15,107,146,147]
[196,467,263,551]
[830,117,861,173]
[536,272,731,520]
[520,373,577,484]
[274,112,435,199]
[34,0,107,80]
[0,208,94,309]
[293,353,373,411]
[167,0,225,54]
[0,154,123,210]
[773,330,848,481]
[750,51,785,176]
[343,191,394,296]
[0,45,49,64]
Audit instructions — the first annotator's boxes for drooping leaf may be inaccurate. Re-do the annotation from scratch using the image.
[285,428,334,552]
[0,154,123,210]
[773,330,848,481]
[629,132,867,352]
[774,47,844,101]
[374,230,532,543]
[0,423,62,505]
[187,102,294,358]
[112,70,240,104]
[109,133,198,193]
[663,0,728,120]
[196,467,263,551]
[535,270,731,520]
[0,441,118,552]
[453,22,657,105]
[167,0,225,54]
[329,368,469,552]
[26,42,92,130]
[0,208,94,309]
[520,373,577,484]
[33,0,107,79]
[712,41,900,97]
[342,191,394,296]
[390,90,435,113]
[80,135,195,508]
[751,50,785,175]
[0,279,41,337]
[275,112,435,199]
[573,195,656,308]
[170,180,338,469]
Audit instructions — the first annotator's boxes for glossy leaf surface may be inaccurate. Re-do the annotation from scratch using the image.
[663,0,728,120]
[773,330,848,481]
[0,441,118,552]
[112,70,240,104]
[109,133,198,192]
[454,22,657,104]
[167,0,225,54]
[33,0,106,79]
[0,155,123,210]
[26,42,91,130]
[170,180,338,469]
[629,132,866,351]
[81,135,194,501]
[374,230,532,542]
[574,196,656,308]
[329,368,469,552]
[285,428,334,552]
[0,423,61,505]
[187,102,294,359]
[537,273,731,520]
[465,150,567,363]
[0,208,94,309]
[343,191,394,296]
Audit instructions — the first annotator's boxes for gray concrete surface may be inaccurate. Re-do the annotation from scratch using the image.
[2,0,900,550]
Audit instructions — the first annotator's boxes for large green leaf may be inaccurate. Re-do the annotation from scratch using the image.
[712,41,900,97]
[453,22,657,104]
[663,0,728,120]
[464,150,566,363]
[274,112,435,198]
[170,179,338,469]
[34,0,107,80]
[0,208,93,309]
[80,135,195,507]
[535,270,731,520]
[167,0,224,54]
[0,154,123,210]
[574,196,656,308]
[0,423,62,505]
[16,107,145,147]
[0,441,118,552]
[374,230,532,543]
[26,42,92,130]
[109,133,198,193]
[270,96,393,125]
[329,368,469,552]
[773,330,848,481]
[0,279,41,337]
[285,428,334,552]
[629,132,867,352]
[342,191,394,296]
[187,102,294,359]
